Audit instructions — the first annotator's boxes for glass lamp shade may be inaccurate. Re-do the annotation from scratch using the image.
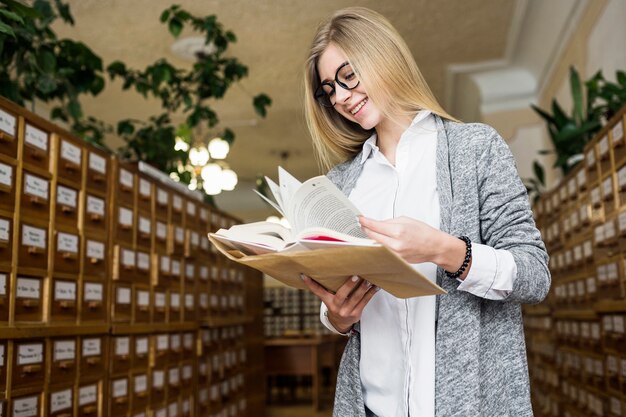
[208,137,230,159]
[201,163,222,182]
[220,169,238,191]
[203,180,222,195]
[189,146,210,166]
[188,177,198,191]
[174,136,190,152]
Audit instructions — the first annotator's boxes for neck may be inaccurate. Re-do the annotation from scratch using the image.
[375,112,417,165]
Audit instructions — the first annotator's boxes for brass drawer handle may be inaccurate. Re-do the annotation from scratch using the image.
[22,299,40,308]
[27,195,44,205]
[58,360,74,369]
[82,405,97,414]
[62,252,77,261]
[89,213,102,222]
[86,357,100,365]
[22,364,42,374]
[117,354,129,361]
[138,305,149,312]
[136,391,147,398]
[89,257,101,265]
[63,161,80,172]
[87,301,102,309]
[59,300,75,309]
[29,149,45,160]
[93,173,105,183]
[0,131,14,142]
[0,183,10,193]
[60,204,75,214]
[27,246,45,255]
[114,396,128,405]
[120,223,132,231]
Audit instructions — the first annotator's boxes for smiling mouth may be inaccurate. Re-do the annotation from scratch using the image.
[350,98,368,115]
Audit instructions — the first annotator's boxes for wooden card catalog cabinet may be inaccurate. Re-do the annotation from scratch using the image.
[10,393,41,417]
[135,251,150,284]
[136,214,152,248]
[112,284,132,322]
[56,136,83,182]
[80,337,106,378]
[111,336,132,374]
[133,336,149,370]
[131,373,149,411]
[155,220,168,253]
[586,142,600,185]
[14,276,43,322]
[153,289,166,323]
[86,149,108,194]
[55,182,79,227]
[12,340,45,389]
[82,237,106,279]
[134,286,151,323]
[137,177,153,213]
[18,222,48,271]
[22,122,50,171]
[114,246,136,282]
[150,368,166,405]
[116,165,135,206]
[114,205,134,245]
[152,334,169,369]
[48,386,73,417]
[81,280,106,322]
[77,382,100,417]
[53,230,80,274]
[0,271,9,321]
[0,159,16,212]
[169,291,181,322]
[50,278,77,321]
[613,118,626,164]
[20,169,50,219]
[599,134,613,175]
[109,377,130,416]
[0,106,17,158]
[50,338,77,382]
[83,193,107,234]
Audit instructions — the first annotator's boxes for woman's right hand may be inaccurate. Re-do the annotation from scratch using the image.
[301,274,379,333]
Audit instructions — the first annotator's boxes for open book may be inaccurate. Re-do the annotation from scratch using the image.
[208,167,445,299]
[211,167,377,255]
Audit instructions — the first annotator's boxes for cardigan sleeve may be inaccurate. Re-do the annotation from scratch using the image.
[476,127,551,304]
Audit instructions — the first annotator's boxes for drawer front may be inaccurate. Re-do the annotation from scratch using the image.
[86,150,108,194]
[133,336,149,370]
[137,177,153,213]
[113,205,134,246]
[0,271,9,322]
[133,286,151,323]
[171,193,183,224]
[0,341,6,390]
[18,222,48,270]
[183,291,196,322]
[82,237,107,279]
[151,335,169,369]
[20,170,51,219]
[56,136,83,182]
[169,259,182,289]
[83,193,107,234]
[154,220,168,253]
[14,275,44,322]
[185,201,197,225]
[109,377,130,416]
[0,159,16,212]
[150,368,167,405]
[81,280,107,322]
[153,289,167,323]
[50,278,77,322]
[112,284,132,323]
[136,213,152,249]
[55,182,79,227]
[156,254,170,288]
[115,166,135,206]
[48,386,74,417]
[131,373,149,411]
[53,230,80,274]
[114,246,136,282]
[80,337,106,378]
[0,214,13,267]
[9,392,41,417]
[155,187,169,219]
[171,225,185,256]
[111,336,132,374]
[77,381,101,417]
[169,291,181,323]
[22,122,50,171]
[0,106,18,158]
[50,338,77,382]
[12,340,45,389]
[135,250,151,285]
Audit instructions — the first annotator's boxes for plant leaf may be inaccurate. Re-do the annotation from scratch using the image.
[168,18,183,37]
[532,160,545,186]
[569,66,583,125]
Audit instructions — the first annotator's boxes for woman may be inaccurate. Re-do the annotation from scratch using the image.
[300,7,550,417]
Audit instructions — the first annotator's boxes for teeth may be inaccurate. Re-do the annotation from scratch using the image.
[351,99,367,115]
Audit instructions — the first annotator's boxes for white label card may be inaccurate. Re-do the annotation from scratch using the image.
[155,292,166,307]
[88,152,106,174]
[24,173,49,200]
[119,169,133,189]
[57,232,78,253]
[137,290,149,306]
[82,338,101,356]
[186,264,194,278]
[25,124,48,152]
[53,340,75,361]
[121,249,135,267]
[157,334,169,350]
[187,202,196,216]
[84,282,103,302]
[171,292,180,308]
[87,240,105,260]
[117,287,131,304]
[153,370,165,387]
[119,207,133,227]
[0,162,12,188]
[56,185,77,208]
[169,367,180,384]
[175,227,184,243]
[0,344,5,364]
[139,217,151,234]
[0,218,8,242]
[134,374,148,393]
[17,343,43,365]
[0,273,5,296]
[185,294,194,308]
[79,384,97,406]
[12,395,38,417]
[157,188,168,205]
[136,337,148,355]
[614,122,624,143]
[170,334,180,350]
[156,222,167,239]
[113,378,128,398]
[22,224,46,249]
[87,195,105,216]
[54,280,76,301]
[16,277,40,299]
[160,256,170,273]
[139,178,151,197]
[115,337,129,356]
[0,109,16,135]
[60,140,81,165]
[171,260,180,276]
[173,195,182,210]
[600,136,609,155]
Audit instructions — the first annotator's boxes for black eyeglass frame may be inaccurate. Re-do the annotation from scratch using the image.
[314,62,360,108]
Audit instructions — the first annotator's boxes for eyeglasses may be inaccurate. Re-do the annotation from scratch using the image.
[314,62,360,108]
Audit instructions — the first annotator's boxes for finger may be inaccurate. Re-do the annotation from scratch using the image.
[334,275,363,304]
[341,279,373,311]
[358,216,397,237]
[300,274,334,305]
[351,285,380,317]
[361,225,400,250]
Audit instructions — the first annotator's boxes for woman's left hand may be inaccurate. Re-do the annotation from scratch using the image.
[358,215,447,264]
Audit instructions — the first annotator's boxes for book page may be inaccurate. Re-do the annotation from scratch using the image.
[289,175,366,238]
[264,176,285,213]
[253,188,285,217]
[278,167,301,213]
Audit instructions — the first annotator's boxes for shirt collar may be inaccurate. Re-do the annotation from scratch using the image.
[359,110,433,164]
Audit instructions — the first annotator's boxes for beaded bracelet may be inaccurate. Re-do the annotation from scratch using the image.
[445,235,472,279]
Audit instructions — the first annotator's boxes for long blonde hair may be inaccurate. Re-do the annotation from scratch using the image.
[304,7,457,171]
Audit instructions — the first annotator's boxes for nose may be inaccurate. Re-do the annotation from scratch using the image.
[334,83,352,105]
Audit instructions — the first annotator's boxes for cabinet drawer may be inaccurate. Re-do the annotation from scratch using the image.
[169,334,182,362]
[185,229,200,258]
[113,245,136,282]
[153,289,167,323]
[171,193,183,224]
[113,204,134,246]
[18,222,48,271]
[155,187,169,220]
[133,336,149,370]
[80,337,106,379]
[20,169,51,219]
[167,364,181,397]
[50,278,77,322]
[56,135,83,183]
[82,237,107,279]
[77,381,101,417]
[133,286,151,323]
[0,213,13,267]
[81,280,106,322]
[115,165,135,206]
[156,254,170,287]
[112,284,132,323]
[48,385,74,417]
[83,193,107,234]
[111,336,132,374]
[136,213,152,249]
[135,250,151,285]
[170,258,182,289]
[12,340,45,389]
[53,229,80,275]
[55,181,79,227]
[0,270,9,322]
[0,341,6,390]
[50,338,77,383]
[86,149,109,194]
[137,176,153,213]
[169,291,181,322]
[131,372,149,411]
[182,333,195,356]
[0,106,17,158]
[109,376,130,416]
[171,225,185,256]
[183,261,195,284]
[150,368,166,406]
[183,291,196,322]
[151,335,169,369]
[22,122,50,171]
[154,220,168,253]
[9,391,41,417]
[181,361,194,387]
[0,158,16,212]
[13,275,44,322]
[185,200,197,225]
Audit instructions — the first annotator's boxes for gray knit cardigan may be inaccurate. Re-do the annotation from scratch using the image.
[326,116,550,417]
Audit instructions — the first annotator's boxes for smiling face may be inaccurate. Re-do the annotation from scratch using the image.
[317,43,384,131]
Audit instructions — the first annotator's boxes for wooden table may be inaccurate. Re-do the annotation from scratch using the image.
[265,335,345,410]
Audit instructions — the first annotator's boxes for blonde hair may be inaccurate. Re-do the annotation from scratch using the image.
[304,7,457,171]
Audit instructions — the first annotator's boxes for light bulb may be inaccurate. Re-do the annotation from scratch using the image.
[188,177,198,191]
[220,169,238,191]
[203,180,222,195]
[174,136,190,152]
[169,172,180,182]
[201,163,222,182]
[189,146,210,166]
[208,137,229,159]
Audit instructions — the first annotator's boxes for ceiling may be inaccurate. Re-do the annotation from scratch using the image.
[53,0,517,220]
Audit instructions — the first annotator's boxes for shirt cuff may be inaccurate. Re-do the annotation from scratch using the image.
[456,243,517,300]
[319,302,350,336]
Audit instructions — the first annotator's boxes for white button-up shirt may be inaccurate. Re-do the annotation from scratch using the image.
[320,111,518,417]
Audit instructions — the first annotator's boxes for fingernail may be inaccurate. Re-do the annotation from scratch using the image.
[351,275,359,282]
[365,281,372,288]
[300,273,306,281]
[375,286,381,292]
